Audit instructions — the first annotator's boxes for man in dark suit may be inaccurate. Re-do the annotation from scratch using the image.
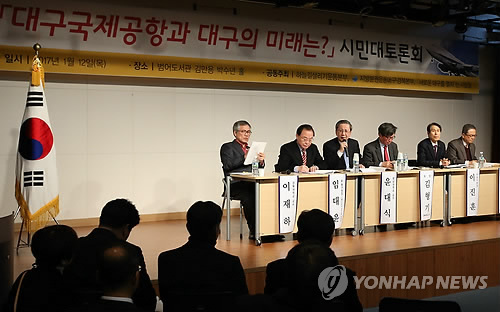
[158,201,248,312]
[446,124,478,165]
[220,120,265,239]
[264,209,362,312]
[417,122,450,168]
[65,199,156,312]
[84,242,145,312]
[323,120,363,170]
[275,124,325,173]
[362,122,399,168]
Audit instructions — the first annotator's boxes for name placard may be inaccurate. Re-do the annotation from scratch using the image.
[278,175,299,233]
[466,168,480,216]
[380,171,397,224]
[419,170,434,221]
[328,173,347,229]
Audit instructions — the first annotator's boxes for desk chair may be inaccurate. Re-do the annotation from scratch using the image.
[222,178,244,239]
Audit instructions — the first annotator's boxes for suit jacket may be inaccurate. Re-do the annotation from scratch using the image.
[446,137,477,164]
[323,138,361,170]
[158,238,248,311]
[361,139,398,167]
[80,299,146,312]
[65,228,156,312]
[274,140,325,172]
[417,138,446,168]
[264,258,362,312]
[220,140,263,178]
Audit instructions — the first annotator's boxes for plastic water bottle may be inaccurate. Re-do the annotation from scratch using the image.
[403,153,409,171]
[252,156,259,176]
[479,152,485,168]
[396,152,404,172]
[353,153,360,173]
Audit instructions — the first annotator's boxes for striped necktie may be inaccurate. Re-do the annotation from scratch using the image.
[301,149,307,165]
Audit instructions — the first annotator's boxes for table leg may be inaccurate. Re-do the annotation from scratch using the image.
[226,176,232,240]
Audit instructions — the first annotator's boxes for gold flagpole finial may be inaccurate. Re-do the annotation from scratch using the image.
[31,43,44,88]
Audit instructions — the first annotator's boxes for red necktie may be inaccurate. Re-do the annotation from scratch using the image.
[384,145,389,162]
[302,149,307,165]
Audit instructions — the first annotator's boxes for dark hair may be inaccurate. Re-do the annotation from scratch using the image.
[233,120,251,133]
[335,120,352,132]
[186,201,222,238]
[296,124,315,136]
[427,122,442,133]
[99,198,140,231]
[97,241,140,291]
[296,209,335,245]
[285,241,339,301]
[462,124,476,134]
[378,122,397,137]
[31,225,78,268]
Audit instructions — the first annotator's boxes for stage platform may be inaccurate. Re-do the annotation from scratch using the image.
[13,217,500,309]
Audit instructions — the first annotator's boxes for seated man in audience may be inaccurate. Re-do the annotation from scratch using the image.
[275,124,325,173]
[323,119,363,170]
[158,201,248,311]
[446,123,478,164]
[82,242,144,312]
[220,120,265,240]
[65,198,156,311]
[264,209,362,312]
[4,225,78,312]
[362,122,398,168]
[417,122,450,168]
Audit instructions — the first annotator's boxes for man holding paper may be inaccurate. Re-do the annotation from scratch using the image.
[275,124,325,173]
[323,119,363,170]
[220,120,265,239]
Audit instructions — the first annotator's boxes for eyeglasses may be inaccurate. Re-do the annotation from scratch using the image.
[238,130,252,135]
[299,136,314,142]
[464,133,476,138]
[385,135,396,140]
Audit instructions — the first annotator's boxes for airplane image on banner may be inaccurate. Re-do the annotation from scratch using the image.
[426,45,479,77]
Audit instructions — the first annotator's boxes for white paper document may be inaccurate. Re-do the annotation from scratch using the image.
[244,142,267,165]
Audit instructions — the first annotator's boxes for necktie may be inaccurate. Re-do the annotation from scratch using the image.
[302,149,307,165]
[384,145,390,162]
[433,145,438,158]
[344,150,350,169]
[465,145,472,161]
[242,145,249,157]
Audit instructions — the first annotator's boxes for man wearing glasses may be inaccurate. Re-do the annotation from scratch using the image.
[362,122,399,168]
[446,124,478,165]
[220,120,265,239]
[323,119,363,170]
[275,124,325,173]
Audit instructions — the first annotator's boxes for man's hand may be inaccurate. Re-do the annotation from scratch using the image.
[381,161,394,169]
[257,152,265,164]
[339,141,348,153]
[441,158,450,167]
[309,165,318,172]
[297,165,309,173]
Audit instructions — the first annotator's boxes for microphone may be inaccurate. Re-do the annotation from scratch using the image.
[280,170,292,175]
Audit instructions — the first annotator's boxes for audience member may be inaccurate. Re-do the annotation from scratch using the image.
[158,201,248,312]
[4,225,78,312]
[65,198,156,311]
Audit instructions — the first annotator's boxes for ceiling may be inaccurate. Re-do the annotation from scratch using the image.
[241,0,500,33]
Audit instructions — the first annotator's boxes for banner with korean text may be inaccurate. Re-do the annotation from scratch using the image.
[328,173,347,229]
[419,170,434,221]
[0,1,478,93]
[380,171,397,224]
[278,175,298,234]
[466,169,480,216]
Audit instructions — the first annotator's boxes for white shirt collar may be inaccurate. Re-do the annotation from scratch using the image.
[101,296,134,304]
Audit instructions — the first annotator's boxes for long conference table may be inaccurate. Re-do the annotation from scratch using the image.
[225,166,500,246]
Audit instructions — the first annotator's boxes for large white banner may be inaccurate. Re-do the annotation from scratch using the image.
[278,175,298,234]
[419,170,434,221]
[380,171,397,224]
[466,168,480,216]
[328,173,347,229]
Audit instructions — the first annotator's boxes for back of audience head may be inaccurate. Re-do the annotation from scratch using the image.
[99,198,140,240]
[31,224,78,269]
[285,242,339,303]
[97,241,140,296]
[296,209,335,246]
[186,201,223,242]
